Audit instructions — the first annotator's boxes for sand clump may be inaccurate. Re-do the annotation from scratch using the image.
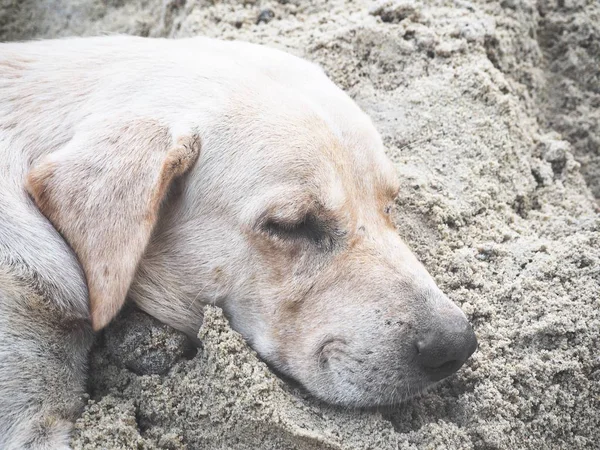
[1,0,599,448]
[73,306,403,449]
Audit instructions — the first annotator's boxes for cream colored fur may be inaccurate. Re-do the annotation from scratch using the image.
[0,36,473,448]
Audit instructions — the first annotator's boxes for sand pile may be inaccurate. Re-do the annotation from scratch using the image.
[1,0,598,448]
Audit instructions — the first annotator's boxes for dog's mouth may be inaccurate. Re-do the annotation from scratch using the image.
[251,316,477,408]
[262,337,437,408]
[310,371,438,408]
[315,336,350,370]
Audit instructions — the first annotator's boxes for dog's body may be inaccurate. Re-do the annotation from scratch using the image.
[0,36,477,449]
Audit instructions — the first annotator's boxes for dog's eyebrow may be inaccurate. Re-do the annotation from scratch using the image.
[381,176,401,201]
[258,196,329,227]
[374,182,400,207]
[370,164,400,204]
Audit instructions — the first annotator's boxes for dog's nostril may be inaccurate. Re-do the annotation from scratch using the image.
[416,320,477,382]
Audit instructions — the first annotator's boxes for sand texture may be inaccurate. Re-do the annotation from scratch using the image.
[1,0,598,448]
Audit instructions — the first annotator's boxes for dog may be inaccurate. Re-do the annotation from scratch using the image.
[0,35,477,449]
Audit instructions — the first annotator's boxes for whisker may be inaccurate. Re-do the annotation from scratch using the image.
[187,284,208,313]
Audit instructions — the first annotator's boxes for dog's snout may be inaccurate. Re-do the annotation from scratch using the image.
[415,317,477,381]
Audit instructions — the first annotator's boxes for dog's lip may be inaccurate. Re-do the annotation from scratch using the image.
[332,378,435,409]
[315,336,348,368]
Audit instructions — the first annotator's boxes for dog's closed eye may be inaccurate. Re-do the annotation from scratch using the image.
[264,214,322,242]
[262,214,341,250]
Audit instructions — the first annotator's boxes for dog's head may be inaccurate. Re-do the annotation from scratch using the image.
[27,39,476,407]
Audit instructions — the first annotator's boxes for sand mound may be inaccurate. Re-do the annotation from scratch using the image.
[1,0,598,448]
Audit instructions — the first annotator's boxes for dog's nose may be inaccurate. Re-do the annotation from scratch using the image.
[416,318,477,381]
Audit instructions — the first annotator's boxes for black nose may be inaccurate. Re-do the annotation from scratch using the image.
[416,317,477,381]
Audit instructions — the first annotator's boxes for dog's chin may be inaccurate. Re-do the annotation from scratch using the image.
[263,356,438,408]
[298,375,438,409]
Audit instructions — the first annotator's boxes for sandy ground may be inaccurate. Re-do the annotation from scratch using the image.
[1,0,599,448]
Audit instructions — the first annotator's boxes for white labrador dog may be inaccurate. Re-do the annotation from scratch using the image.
[0,36,477,449]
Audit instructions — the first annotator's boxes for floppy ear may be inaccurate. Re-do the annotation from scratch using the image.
[26,120,200,331]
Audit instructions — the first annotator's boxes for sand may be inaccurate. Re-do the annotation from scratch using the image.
[1,0,598,448]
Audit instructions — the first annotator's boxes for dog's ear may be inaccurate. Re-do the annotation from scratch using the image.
[26,120,200,331]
